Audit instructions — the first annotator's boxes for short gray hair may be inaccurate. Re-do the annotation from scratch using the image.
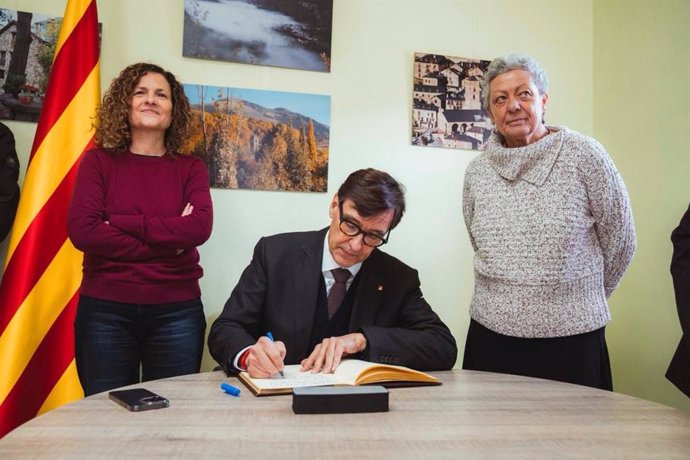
[480,53,548,111]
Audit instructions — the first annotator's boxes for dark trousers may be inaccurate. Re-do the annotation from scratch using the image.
[75,295,206,396]
[462,319,612,391]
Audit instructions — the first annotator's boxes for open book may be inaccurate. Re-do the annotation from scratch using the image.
[237,359,441,396]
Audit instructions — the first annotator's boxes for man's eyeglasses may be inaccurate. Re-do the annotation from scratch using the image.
[338,200,390,247]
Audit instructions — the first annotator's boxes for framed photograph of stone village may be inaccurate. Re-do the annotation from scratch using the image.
[0,8,60,122]
[411,53,493,150]
[0,8,100,123]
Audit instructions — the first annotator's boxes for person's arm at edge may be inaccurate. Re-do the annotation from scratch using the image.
[670,204,690,337]
[0,123,19,242]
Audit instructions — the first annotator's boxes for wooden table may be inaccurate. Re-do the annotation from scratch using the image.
[1,370,689,458]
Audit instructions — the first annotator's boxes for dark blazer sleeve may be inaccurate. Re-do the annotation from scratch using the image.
[0,123,20,242]
[667,203,690,397]
[207,230,323,375]
[358,251,458,371]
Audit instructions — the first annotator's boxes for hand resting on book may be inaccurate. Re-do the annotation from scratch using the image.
[300,332,368,374]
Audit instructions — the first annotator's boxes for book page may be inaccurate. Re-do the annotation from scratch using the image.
[248,365,338,390]
[332,359,379,384]
[243,359,437,391]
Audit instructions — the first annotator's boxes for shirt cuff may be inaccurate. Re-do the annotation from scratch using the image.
[233,346,252,371]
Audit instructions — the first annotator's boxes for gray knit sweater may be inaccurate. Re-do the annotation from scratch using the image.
[462,126,636,338]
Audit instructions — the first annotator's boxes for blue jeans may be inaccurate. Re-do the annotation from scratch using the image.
[74,295,206,396]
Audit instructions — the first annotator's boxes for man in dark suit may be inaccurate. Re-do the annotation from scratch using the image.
[668,203,690,397]
[0,122,20,242]
[208,168,457,377]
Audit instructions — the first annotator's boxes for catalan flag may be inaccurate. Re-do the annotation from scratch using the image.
[0,0,100,438]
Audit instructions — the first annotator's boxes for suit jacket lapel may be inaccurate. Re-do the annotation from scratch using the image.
[350,250,385,329]
[291,228,327,360]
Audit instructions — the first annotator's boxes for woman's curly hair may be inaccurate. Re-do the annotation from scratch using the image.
[94,62,192,155]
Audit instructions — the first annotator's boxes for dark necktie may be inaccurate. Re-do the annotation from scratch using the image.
[327,268,351,319]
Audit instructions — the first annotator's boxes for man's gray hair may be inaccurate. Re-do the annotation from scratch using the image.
[480,53,548,111]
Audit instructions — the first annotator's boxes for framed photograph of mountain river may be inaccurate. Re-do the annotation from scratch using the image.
[183,0,333,72]
[183,84,330,192]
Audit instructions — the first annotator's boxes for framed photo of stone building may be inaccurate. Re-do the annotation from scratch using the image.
[0,8,60,122]
[183,0,333,72]
[411,52,493,150]
[183,84,330,192]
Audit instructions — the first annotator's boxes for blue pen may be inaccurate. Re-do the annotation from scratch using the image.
[220,382,241,397]
[266,332,285,379]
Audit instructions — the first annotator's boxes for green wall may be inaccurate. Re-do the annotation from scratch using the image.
[594,0,690,409]
[1,0,687,410]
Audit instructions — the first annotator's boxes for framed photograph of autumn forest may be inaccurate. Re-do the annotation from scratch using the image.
[183,84,330,192]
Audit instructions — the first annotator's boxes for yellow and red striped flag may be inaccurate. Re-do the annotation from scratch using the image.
[0,0,100,438]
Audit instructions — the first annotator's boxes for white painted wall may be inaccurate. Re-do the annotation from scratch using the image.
[0,0,593,373]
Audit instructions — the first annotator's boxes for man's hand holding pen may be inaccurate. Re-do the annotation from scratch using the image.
[245,335,286,379]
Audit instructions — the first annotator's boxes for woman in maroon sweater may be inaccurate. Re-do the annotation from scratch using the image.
[68,63,213,396]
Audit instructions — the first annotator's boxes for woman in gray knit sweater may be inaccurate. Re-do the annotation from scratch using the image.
[461,54,636,390]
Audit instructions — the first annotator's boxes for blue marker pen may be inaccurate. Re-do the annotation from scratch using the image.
[266,332,285,379]
[220,382,241,397]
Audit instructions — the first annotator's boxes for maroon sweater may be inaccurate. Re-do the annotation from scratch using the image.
[68,149,213,304]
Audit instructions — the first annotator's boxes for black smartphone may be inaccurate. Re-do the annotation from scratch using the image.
[108,388,169,412]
